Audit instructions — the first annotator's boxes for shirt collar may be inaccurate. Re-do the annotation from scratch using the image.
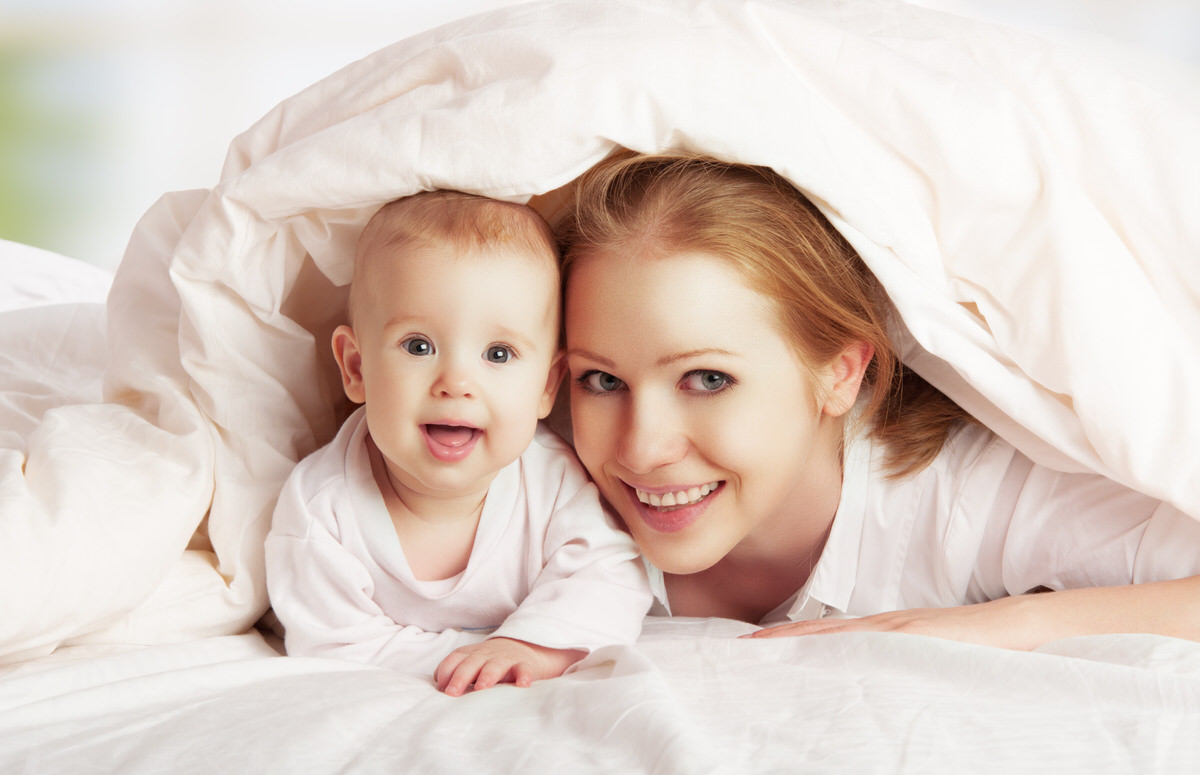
[773,430,873,623]
[643,428,875,624]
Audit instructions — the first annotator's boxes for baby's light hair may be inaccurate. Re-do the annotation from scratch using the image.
[350,190,559,324]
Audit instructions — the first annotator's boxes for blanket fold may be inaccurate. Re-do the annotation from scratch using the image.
[2,0,1197,659]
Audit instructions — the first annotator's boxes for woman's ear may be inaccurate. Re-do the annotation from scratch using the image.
[821,340,874,418]
[538,351,568,419]
[331,324,366,404]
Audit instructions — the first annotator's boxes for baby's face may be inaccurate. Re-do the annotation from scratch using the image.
[353,240,561,502]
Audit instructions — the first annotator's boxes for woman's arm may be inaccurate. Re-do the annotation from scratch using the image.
[745,575,1200,650]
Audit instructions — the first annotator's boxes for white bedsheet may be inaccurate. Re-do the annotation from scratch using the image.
[2,1,1200,766]
[3,619,1199,773]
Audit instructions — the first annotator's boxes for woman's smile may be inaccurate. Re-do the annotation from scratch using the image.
[623,480,725,534]
[633,481,722,510]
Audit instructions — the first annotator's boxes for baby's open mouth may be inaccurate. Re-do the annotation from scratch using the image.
[421,424,483,462]
[423,424,479,447]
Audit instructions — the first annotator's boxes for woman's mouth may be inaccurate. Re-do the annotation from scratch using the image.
[626,481,723,533]
[634,482,720,510]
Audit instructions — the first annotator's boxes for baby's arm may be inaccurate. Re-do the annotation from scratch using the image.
[424,440,651,694]
[434,638,586,696]
[267,530,490,671]
[480,479,652,657]
[266,473,489,674]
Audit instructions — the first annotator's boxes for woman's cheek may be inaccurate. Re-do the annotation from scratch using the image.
[569,398,611,477]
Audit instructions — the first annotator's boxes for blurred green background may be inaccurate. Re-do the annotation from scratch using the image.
[0,0,524,270]
[1,0,1197,272]
[0,43,108,263]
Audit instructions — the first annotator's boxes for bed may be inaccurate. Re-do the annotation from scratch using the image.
[3,0,1199,771]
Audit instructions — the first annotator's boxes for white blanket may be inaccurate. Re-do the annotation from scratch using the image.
[2,0,1199,666]
[3,620,1200,773]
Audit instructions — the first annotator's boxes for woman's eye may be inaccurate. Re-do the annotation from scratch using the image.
[485,345,513,364]
[403,337,433,356]
[577,370,624,393]
[680,370,732,393]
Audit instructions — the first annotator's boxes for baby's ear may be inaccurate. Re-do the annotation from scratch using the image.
[538,351,567,419]
[331,325,366,404]
[821,340,873,418]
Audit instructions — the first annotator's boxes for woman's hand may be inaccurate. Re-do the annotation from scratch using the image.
[435,637,585,697]
[742,577,1200,651]
[742,596,1051,650]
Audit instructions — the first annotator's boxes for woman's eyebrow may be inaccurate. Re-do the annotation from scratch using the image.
[657,348,736,366]
[565,347,737,368]
[565,348,616,367]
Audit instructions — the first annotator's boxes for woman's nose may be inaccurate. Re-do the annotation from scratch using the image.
[616,399,687,474]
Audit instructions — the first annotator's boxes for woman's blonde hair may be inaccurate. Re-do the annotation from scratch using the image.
[557,151,972,477]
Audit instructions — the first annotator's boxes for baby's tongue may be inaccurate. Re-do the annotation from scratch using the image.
[426,424,476,447]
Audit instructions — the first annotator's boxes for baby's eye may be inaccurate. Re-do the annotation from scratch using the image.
[403,337,433,356]
[680,370,732,393]
[577,370,625,393]
[485,345,513,364]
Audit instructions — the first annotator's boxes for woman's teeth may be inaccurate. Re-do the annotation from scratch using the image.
[636,483,719,510]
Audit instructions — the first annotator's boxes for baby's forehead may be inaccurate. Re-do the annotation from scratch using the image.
[364,234,557,282]
[360,193,555,257]
[356,237,561,325]
[351,196,560,320]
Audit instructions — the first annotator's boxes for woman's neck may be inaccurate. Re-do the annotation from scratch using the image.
[657,419,844,623]
[665,451,842,624]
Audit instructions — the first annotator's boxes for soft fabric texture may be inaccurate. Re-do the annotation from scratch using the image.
[3,621,1200,774]
[2,0,1198,660]
[266,409,651,674]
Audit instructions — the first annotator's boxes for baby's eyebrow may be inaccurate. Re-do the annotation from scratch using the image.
[491,325,541,353]
[382,314,424,331]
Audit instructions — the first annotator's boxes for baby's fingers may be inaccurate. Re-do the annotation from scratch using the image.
[511,661,535,688]
[437,653,479,697]
[471,658,518,692]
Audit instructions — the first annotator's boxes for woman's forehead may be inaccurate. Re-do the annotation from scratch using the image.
[565,251,780,344]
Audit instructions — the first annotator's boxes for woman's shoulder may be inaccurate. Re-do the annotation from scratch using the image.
[866,420,1029,506]
[936,421,1016,472]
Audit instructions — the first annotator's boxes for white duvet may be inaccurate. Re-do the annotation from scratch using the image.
[2,0,1199,679]
[4,619,1200,773]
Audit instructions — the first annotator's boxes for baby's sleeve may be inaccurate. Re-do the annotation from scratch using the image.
[265,462,487,675]
[489,439,653,651]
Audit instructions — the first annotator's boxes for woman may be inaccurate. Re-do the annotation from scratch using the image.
[557,151,1200,649]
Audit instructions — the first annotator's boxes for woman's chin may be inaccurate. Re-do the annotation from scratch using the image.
[638,541,724,576]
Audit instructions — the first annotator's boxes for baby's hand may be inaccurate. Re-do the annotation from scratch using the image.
[435,638,585,697]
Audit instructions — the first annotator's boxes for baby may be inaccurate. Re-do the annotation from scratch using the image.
[266,191,651,696]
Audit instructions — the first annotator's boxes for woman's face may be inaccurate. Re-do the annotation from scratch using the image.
[565,250,851,575]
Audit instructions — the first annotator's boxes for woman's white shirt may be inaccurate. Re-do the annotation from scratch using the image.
[646,422,1200,624]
